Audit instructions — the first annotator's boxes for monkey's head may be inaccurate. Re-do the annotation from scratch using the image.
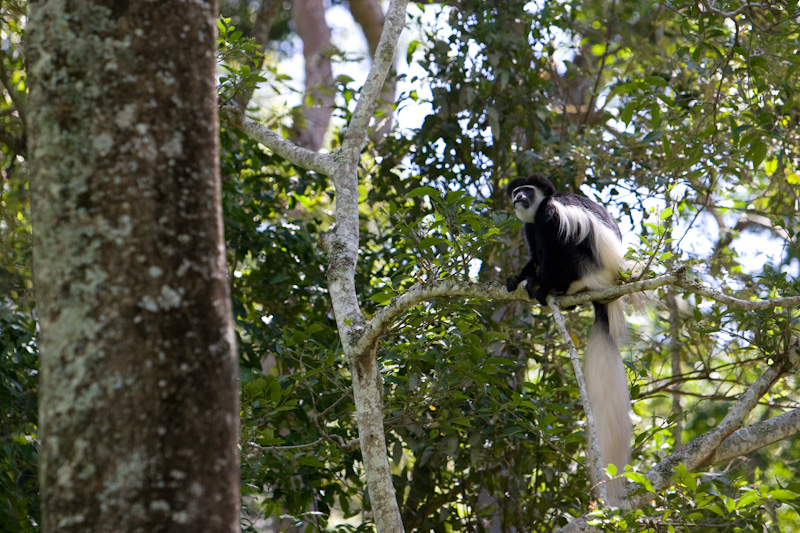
[507,174,555,223]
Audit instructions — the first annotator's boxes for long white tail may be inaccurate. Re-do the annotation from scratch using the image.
[585,299,631,506]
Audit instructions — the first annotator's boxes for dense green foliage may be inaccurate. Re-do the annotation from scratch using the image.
[220,0,800,531]
[0,2,38,530]
[2,0,800,531]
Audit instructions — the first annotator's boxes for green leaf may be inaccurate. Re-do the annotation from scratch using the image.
[624,472,654,492]
[749,139,767,169]
[764,158,778,176]
[644,75,669,87]
[419,236,450,249]
[736,491,761,509]
[407,186,440,198]
[369,291,392,304]
[642,130,663,143]
[769,489,798,501]
[620,101,636,125]
[297,455,325,468]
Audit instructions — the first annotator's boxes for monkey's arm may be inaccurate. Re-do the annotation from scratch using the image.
[506,259,540,294]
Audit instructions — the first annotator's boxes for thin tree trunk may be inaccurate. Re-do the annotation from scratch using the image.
[292,0,335,151]
[349,0,396,142]
[223,1,410,528]
[28,1,239,531]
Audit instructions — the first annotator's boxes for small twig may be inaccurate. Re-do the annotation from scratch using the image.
[249,434,360,452]
[701,0,765,18]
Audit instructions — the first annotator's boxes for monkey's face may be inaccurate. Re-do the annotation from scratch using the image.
[511,185,543,223]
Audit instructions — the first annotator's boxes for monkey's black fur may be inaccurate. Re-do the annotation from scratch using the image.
[505,174,622,306]
[505,173,632,505]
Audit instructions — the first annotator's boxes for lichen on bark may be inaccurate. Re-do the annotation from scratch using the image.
[28,1,240,531]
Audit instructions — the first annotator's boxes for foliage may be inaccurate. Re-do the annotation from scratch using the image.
[0,2,38,530]
[1,0,799,531]
[220,0,800,531]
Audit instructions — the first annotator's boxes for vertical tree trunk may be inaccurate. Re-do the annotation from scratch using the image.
[292,0,334,151]
[27,1,240,531]
[349,0,396,142]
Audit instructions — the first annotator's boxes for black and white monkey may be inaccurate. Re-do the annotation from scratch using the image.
[505,173,631,505]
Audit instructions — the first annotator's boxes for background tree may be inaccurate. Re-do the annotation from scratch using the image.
[26,1,239,530]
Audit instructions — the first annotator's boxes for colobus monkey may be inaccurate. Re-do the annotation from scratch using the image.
[506,173,631,505]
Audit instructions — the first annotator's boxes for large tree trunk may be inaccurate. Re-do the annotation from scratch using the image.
[27,1,240,531]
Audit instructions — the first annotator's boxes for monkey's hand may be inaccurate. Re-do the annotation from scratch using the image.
[506,275,522,293]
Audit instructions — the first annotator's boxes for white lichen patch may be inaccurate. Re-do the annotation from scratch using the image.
[150,499,171,513]
[56,463,74,490]
[156,70,176,86]
[139,295,159,313]
[99,447,148,515]
[132,131,158,163]
[92,132,115,156]
[57,514,86,528]
[159,285,182,309]
[148,265,164,278]
[176,259,193,277]
[114,104,137,129]
[160,132,184,159]
[189,481,204,497]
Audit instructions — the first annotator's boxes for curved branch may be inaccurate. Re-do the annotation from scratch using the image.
[672,277,800,310]
[355,269,800,357]
[701,0,765,18]
[219,105,333,175]
[356,273,678,355]
[554,347,799,532]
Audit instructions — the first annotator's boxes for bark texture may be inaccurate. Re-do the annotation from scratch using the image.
[28,1,239,531]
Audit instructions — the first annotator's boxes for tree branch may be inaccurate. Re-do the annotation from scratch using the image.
[339,0,408,155]
[219,105,333,175]
[349,0,396,141]
[701,0,765,18]
[554,343,799,533]
[548,295,609,504]
[355,269,800,357]
[622,340,797,509]
[699,407,800,467]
